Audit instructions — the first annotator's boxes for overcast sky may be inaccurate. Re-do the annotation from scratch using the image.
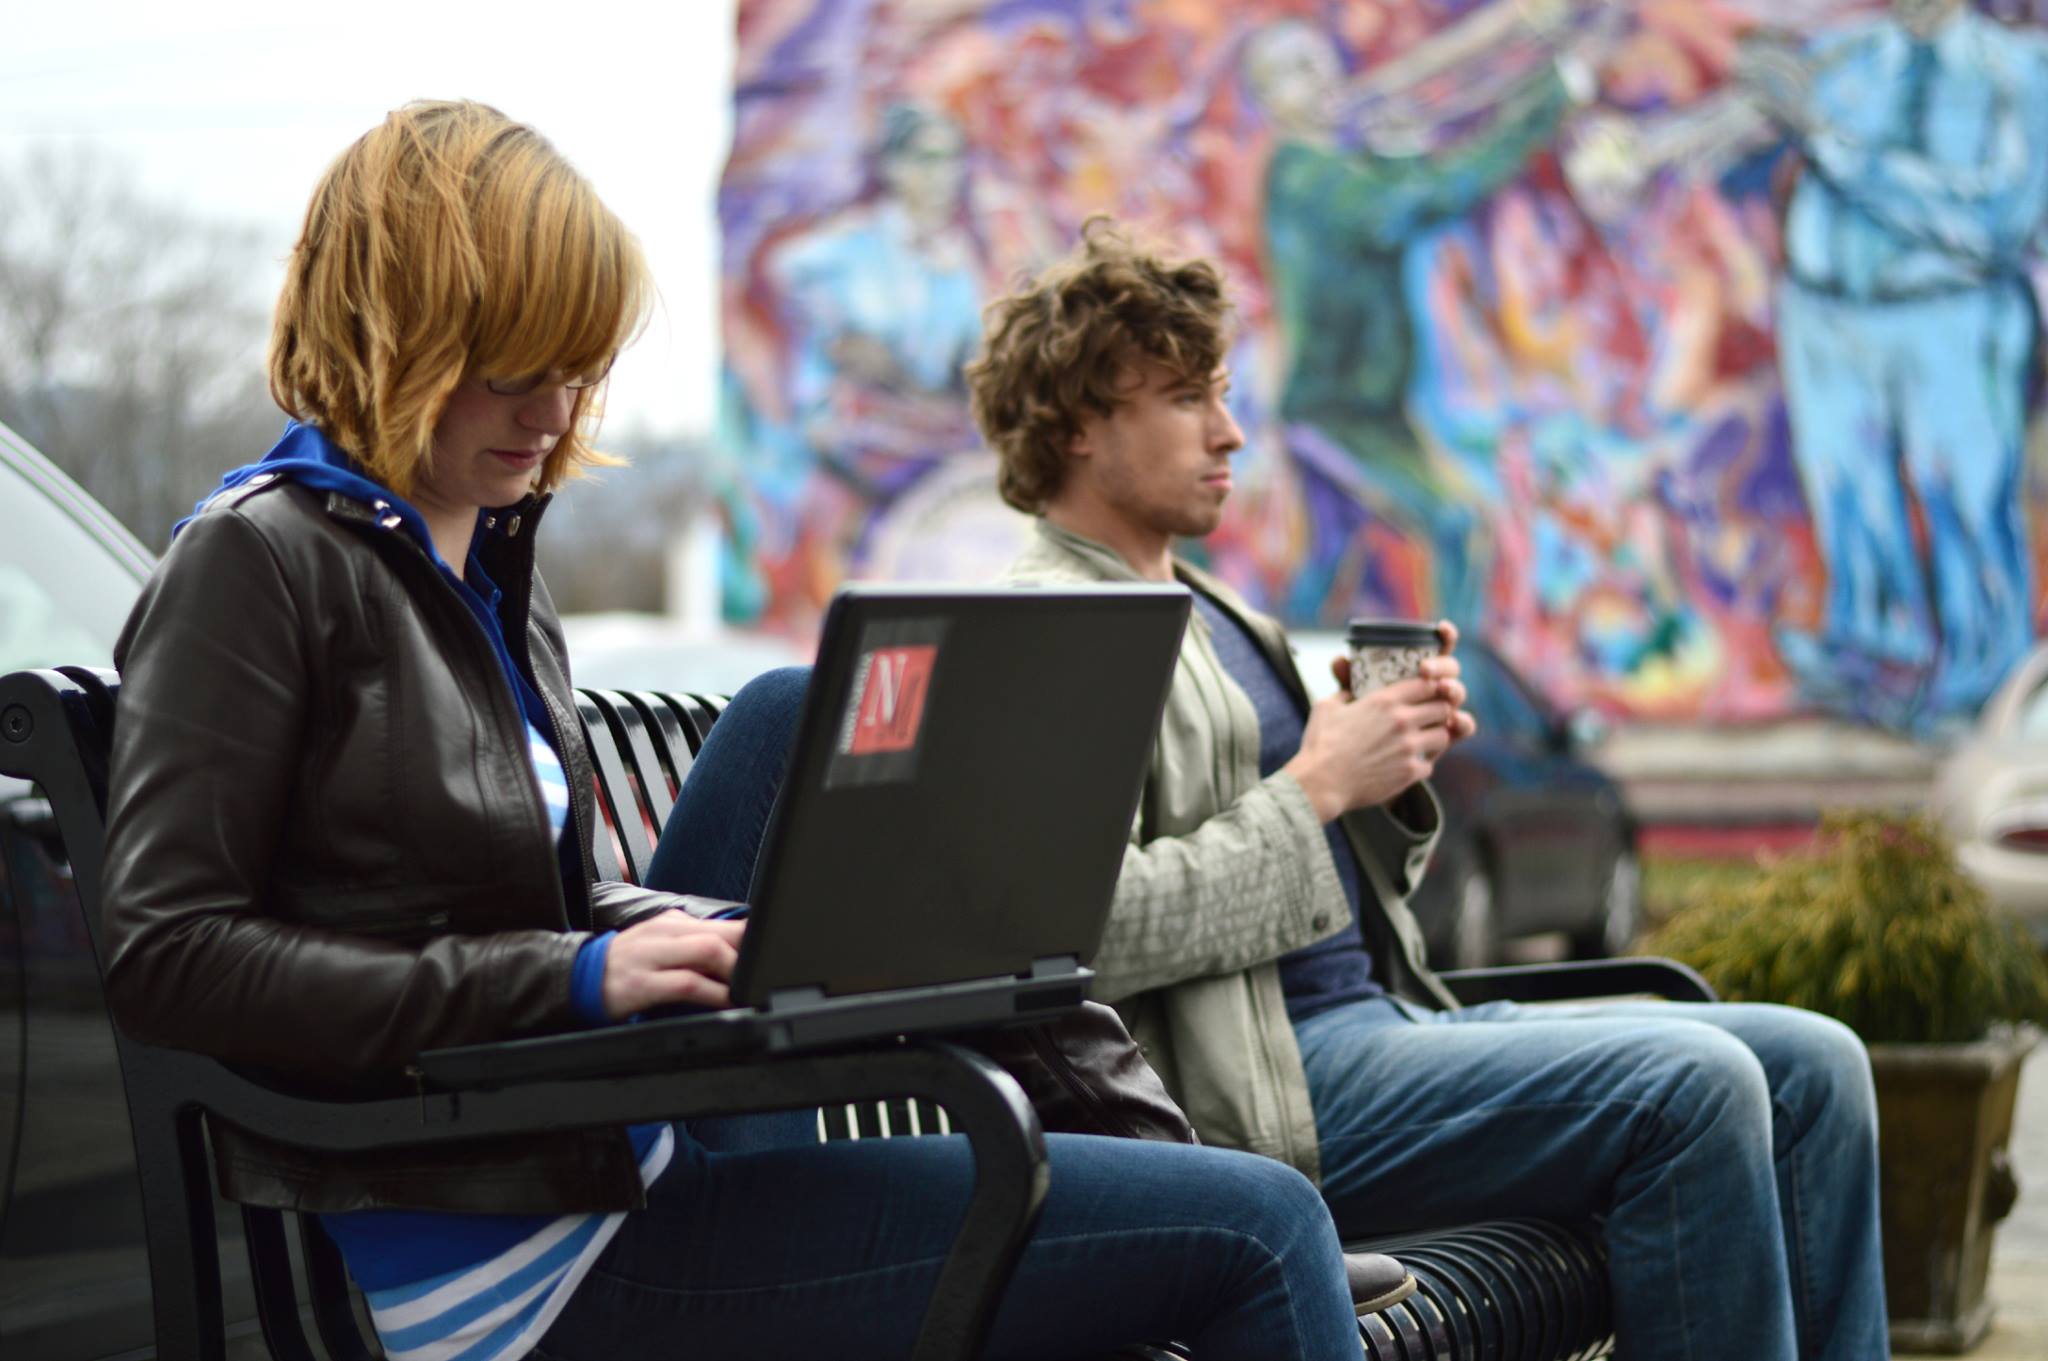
[2,1,739,437]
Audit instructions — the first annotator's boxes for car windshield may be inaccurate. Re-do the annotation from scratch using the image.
[1462,648,1551,744]
[0,458,143,673]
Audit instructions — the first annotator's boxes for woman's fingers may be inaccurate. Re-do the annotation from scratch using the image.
[602,953,733,1019]
[644,910,746,946]
[638,929,741,981]
[631,968,731,1012]
[631,911,744,951]
[624,916,742,980]
[602,912,749,1019]
[657,913,745,947]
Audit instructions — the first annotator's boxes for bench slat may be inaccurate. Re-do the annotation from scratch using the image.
[614,689,700,799]
[1390,1244,1494,1361]
[1349,1219,1614,1361]
[574,692,650,883]
[587,690,676,832]
[646,691,715,756]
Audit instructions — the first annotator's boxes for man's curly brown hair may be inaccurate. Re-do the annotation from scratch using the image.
[968,219,1232,514]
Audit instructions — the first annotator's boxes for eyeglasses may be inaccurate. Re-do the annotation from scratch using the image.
[482,359,613,397]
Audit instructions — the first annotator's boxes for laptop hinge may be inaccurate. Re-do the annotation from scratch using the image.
[1028,954,1081,979]
[765,986,828,1012]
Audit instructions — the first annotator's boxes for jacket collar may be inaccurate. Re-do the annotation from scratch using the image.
[472,492,552,585]
[1030,518,1152,583]
[1029,521,1308,705]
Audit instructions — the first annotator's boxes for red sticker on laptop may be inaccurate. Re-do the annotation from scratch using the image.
[827,618,948,789]
[843,645,936,754]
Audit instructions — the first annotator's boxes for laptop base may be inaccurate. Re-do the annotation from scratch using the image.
[419,966,1092,1091]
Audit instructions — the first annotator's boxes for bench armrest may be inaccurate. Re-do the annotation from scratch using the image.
[1439,957,1718,1006]
[130,1018,1046,1361]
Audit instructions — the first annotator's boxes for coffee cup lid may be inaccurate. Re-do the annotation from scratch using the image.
[1346,618,1441,649]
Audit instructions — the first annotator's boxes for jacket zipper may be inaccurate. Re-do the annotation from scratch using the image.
[491,511,600,923]
[370,521,573,922]
[531,679,597,924]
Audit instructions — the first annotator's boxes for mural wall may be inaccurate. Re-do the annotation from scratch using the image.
[716,0,2048,730]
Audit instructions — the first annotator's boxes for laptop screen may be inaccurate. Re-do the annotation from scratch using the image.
[734,585,1190,1004]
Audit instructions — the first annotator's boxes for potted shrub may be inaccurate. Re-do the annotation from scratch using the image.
[1646,811,2048,1354]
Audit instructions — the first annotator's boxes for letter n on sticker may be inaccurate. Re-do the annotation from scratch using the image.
[845,645,936,754]
[825,623,946,790]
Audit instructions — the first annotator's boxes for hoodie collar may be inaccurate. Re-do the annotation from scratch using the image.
[179,421,545,577]
[179,421,436,548]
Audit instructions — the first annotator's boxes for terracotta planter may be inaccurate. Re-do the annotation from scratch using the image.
[1868,1025,2038,1354]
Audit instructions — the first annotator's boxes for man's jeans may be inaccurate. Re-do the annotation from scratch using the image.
[1297,995,1888,1361]
[541,669,1360,1360]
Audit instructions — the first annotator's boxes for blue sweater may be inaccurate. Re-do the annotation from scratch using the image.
[1188,594,1384,1020]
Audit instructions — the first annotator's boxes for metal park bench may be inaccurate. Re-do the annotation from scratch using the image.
[568,683,1718,1361]
[0,664,1715,1361]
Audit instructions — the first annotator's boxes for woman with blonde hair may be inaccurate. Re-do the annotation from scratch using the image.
[95,100,1365,1360]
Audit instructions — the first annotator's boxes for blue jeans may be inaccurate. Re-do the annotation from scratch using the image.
[544,668,1358,1359]
[1296,995,1888,1361]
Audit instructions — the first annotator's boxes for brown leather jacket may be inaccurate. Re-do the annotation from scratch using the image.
[101,475,683,1214]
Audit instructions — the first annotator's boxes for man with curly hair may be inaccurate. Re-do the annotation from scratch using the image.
[977,219,1890,1361]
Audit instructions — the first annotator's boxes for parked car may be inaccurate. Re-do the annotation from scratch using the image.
[0,420,182,1360]
[1931,642,2048,942]
[1292,632,1640,969]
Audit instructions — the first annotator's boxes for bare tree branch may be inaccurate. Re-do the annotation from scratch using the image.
[0,145,708,611]
[0,145,279,549]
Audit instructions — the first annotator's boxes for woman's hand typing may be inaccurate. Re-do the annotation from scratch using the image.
[601,911,747,1020]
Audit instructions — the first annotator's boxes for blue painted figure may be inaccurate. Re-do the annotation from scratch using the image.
[725,103,987,621]
[769,105,986,505]
[1763,0,2048,722]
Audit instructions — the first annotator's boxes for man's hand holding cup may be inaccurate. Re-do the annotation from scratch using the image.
[1284,618,1477,823]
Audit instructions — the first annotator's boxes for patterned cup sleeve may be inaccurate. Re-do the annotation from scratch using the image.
[1348,643,1437,696]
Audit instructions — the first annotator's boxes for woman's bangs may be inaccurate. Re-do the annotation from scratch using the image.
[472,191,643,386]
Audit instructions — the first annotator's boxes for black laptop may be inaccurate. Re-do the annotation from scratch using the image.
[418,583,1191,1089]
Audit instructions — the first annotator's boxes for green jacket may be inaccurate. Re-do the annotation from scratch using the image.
[1004,521,1455,1179]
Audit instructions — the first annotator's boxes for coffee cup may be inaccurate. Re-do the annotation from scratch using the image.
[1345,619,1443,697]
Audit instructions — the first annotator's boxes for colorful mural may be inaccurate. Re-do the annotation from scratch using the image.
[716,0,2048,730]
